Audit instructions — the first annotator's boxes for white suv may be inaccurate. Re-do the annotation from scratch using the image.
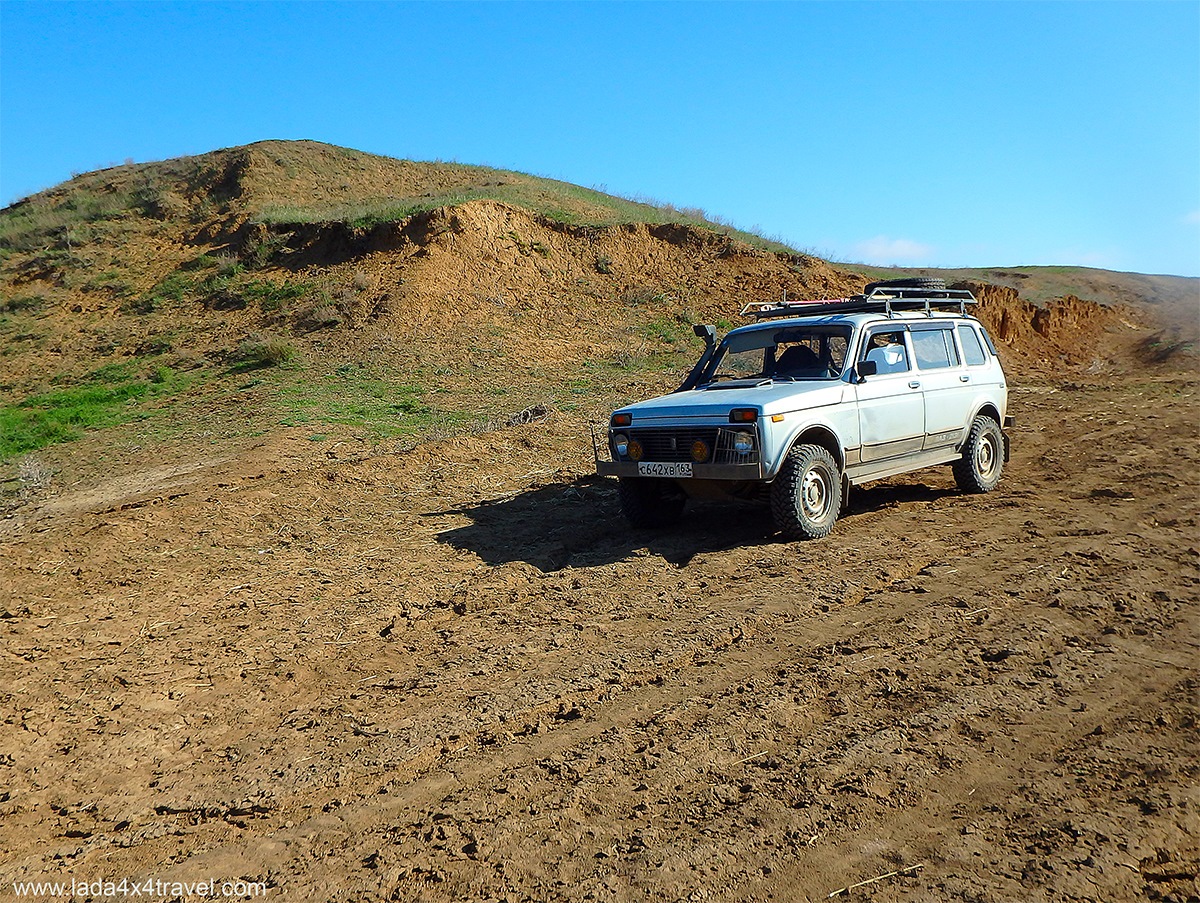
[595,280,1012,539]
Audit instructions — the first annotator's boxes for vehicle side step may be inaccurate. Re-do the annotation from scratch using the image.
[846,450,962,486]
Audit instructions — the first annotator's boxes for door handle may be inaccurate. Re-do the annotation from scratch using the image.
[959,374,970,382]
[908,381,921,389]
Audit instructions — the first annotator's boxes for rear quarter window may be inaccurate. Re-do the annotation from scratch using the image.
[957,325,988,366]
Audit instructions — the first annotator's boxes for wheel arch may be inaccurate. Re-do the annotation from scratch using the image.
[783,424,845,472]
[973,402,1003,426]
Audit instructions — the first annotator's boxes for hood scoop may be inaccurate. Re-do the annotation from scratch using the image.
[703,378,773,390]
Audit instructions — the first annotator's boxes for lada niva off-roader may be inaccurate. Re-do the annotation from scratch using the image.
[595,279,1012,539]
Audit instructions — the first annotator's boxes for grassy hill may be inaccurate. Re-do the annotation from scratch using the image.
[0,140,795,257]
[0,140,1193,492]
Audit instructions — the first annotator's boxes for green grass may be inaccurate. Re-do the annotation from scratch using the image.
[639,317,686,345]
[0,189,130,253]
[130,267,311,315]
[269,366,447,438]
[0,292,48,313]
[242,279,311,309]
[0,362,193,459]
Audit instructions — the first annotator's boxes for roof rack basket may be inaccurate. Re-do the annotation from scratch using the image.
[741,286,977,321]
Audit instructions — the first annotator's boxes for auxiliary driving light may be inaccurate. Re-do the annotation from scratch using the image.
[691,440,710,462]
[627,440,644,461]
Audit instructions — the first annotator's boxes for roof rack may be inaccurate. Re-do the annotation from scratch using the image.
[741,286,977,321]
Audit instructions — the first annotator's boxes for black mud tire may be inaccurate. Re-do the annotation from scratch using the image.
[953,416,1004,493]
[865,277,947,292]
[617,478,686,528]
[770,444,842,540]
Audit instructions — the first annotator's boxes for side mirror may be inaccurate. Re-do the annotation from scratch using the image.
[856,360,877,382]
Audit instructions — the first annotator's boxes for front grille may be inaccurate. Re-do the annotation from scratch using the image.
[629,427,718,462]
[626,427,760,465]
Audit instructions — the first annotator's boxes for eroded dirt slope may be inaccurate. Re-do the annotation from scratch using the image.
[1,372,1196,902]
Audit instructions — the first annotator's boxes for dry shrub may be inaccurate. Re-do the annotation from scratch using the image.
[17,455,52,503]
[295,301,342,332]
[233,333,296,367]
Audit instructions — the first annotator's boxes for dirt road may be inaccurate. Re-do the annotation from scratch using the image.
[2,373,1197,902]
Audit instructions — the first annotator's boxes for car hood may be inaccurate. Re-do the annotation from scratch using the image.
[617,380,851,422]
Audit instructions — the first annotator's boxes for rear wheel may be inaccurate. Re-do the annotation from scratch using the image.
[953,416,1004,492]
[617,478,686,528]
[771,444,842,540]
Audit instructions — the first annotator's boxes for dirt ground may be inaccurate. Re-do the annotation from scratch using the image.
[1,367,1197,902]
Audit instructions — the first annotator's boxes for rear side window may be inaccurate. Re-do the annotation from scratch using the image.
[912,328,959,370]
[957,325,988,366]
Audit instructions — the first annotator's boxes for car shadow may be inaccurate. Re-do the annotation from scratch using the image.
[847,481,958,514]
[426,475,777,571]
[429,475,960,572]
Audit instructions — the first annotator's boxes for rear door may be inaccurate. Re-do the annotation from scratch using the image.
[854,326,924,462]
[910,322,973,450]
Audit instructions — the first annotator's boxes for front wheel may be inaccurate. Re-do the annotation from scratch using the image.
[771,444,842,540]
[953,416,1004,493]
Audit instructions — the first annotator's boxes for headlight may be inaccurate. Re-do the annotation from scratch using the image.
[613,433,630,457]
[733,431,755,455]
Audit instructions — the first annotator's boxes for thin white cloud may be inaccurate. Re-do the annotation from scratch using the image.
[853,236,934,265]
[1184,210,1200,226]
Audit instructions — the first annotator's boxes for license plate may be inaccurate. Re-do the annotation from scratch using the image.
[637,461,693,478]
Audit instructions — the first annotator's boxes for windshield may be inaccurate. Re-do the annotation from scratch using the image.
[701,325,851,383]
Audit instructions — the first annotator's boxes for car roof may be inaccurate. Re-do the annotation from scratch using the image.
[725,310,980,340]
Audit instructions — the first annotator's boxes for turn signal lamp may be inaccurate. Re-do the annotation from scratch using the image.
[612,413,632,427]
[729,408,758,423]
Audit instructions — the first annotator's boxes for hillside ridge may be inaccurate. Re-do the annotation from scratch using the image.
[0,139,1192,468]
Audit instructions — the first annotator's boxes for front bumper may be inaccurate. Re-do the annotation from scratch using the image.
[591,421,767,482]
[595,460,766,480]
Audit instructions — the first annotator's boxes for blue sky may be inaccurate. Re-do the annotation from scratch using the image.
[2,1,1198,276]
